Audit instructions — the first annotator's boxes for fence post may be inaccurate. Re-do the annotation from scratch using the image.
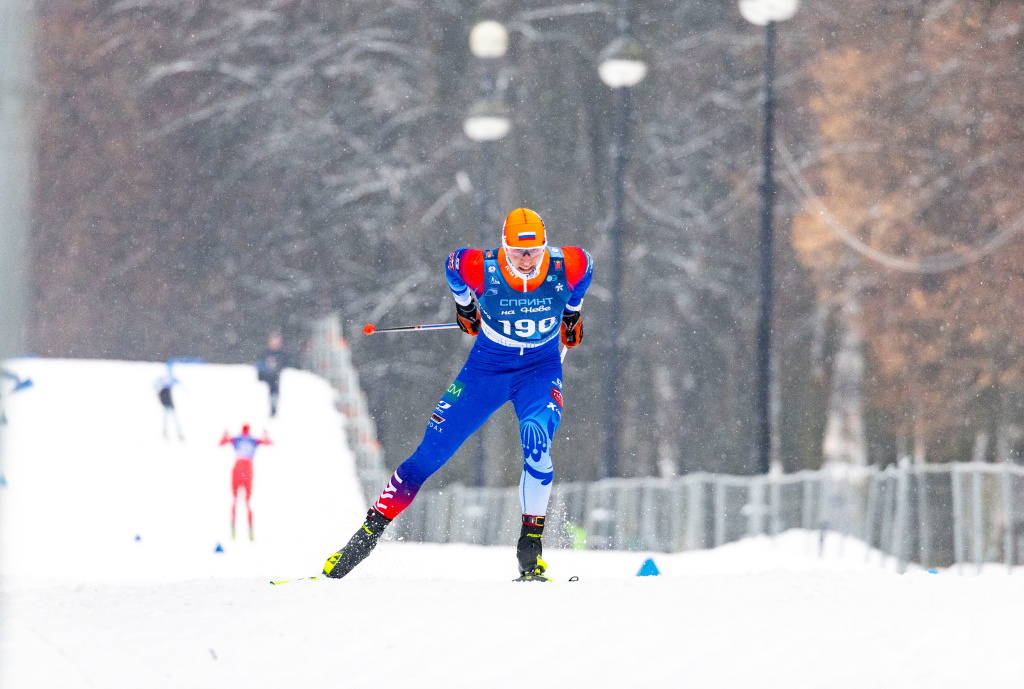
[801,474,814,530]
[770,471,783,536]
[613,482,630,550]
[713,476,726,548]
[916,467,930,569]
[951,464,965,574]
[452,484,467,544]
[972,465,984,574]
[880,468,896,562]
[670,478,685,552]
[892,463,910,574]
[818,472,830,533]
[744,476,765,538]
[1003,462,1014,573]
[686,476,704,551]
[863,472,879,561]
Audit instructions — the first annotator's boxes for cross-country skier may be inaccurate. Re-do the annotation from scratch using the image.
[323,208,592,581]
[256,332,289,417]
[219,423,272,540]
[154,363,184,440]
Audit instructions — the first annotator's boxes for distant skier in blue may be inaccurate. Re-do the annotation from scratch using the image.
[154,363,184,440]
[0,368,33,392]
[256,332,289,417]
[324,208,593,581]
[0,368,33,427]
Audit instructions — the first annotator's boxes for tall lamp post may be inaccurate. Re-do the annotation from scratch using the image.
[464,20,510,487]
[598,31,647,479]
[739,0,799,475]
[465,20,511,247]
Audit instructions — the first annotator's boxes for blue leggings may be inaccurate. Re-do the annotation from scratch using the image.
[372,336,564,519]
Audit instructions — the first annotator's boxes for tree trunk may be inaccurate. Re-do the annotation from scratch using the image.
[822,283,867,467]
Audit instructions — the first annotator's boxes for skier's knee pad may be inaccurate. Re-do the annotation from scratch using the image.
[519,419,553,484]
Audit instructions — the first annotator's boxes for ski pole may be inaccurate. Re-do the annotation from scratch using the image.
[365,322,571,362]
[363,322,460,335]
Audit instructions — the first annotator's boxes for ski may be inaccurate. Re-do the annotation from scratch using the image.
[513,575,579,583]
[270,574,577,584]
[269,576,318,585]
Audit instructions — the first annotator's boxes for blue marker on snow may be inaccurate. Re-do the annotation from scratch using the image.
[637,558,660,577]
[215,543,224,553]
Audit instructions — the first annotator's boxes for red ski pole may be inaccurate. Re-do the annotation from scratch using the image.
[363,322,461,335]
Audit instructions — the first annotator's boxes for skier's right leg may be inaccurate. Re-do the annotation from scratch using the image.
[230,461,249,539]
[323,362,507,578]
[170,409,184,440]
[230,489,237,539]
[510,341,563,580]
[268,379,280,417]
[243,481,254,541]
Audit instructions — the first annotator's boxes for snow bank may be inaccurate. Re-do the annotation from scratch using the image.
[1,358,1022,689]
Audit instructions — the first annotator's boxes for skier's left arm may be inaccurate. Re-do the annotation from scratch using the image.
[561,247,593,347]
[446,248,485,335]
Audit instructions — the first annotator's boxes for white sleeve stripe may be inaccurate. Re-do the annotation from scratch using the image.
[564,301,582,312]
[452,290,474,306]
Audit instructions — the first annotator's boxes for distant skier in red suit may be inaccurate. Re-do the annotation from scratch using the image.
[219,424,271,540]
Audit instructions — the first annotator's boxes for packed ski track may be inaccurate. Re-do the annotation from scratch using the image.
[1,358,1022,688]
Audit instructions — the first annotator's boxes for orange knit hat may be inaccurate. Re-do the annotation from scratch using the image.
[502,208,547,249]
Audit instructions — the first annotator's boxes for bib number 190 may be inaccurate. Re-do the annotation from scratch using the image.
[498,317,557,338]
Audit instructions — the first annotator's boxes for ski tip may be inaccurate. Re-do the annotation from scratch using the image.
[269,576,318,585]
[363,323,376,335]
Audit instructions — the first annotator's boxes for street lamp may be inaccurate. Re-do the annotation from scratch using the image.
[464,19,511,248]
[469,20,508,60]
[463,99,511,143]
[599,31,646,479]
[465,20,510,487]
[598,37,648,89]
[739,0,799,475]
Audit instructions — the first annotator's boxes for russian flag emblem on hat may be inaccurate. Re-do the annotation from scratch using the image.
[503,208,546,247]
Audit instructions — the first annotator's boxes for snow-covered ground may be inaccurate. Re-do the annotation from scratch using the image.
[1,358,1022,688]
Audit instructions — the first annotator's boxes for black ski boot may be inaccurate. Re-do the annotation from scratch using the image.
[514,515,551,582]
[323,508,392,579]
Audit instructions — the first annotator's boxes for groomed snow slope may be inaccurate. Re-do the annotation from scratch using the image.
[1,358,1023,689]
[0,358,367,583]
